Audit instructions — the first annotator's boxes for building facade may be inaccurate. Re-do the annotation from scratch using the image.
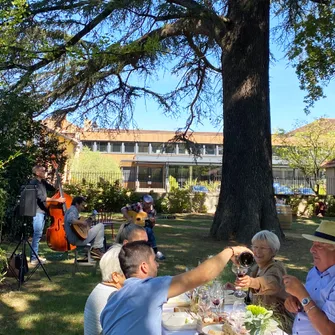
[44,119,307,192]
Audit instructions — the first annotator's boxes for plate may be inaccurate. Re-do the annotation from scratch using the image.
[162,312,197,331]
[202,324,224,335]
[165,293,191,307]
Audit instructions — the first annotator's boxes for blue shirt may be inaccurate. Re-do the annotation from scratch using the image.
[292,264,335,335]
[101,276,172,335]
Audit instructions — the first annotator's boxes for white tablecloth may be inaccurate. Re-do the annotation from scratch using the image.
[162,304,287,335]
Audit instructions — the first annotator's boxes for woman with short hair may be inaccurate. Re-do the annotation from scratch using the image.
[235,230,294,333]
[84,244,125,335]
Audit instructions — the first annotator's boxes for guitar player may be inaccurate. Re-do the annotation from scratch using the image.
[64,196,105,259]
[121,194,165,260]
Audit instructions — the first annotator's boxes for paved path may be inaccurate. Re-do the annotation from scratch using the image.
[155,223,209,230]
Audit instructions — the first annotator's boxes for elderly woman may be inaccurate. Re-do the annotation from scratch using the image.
[235,230,294,333]
[84,244,125,335]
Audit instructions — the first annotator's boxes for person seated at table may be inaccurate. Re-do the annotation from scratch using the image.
[115,222,148,245]
[64,196,105,259]
[233,230,293,333]
[121,194,165,260]
[84,244,125,335]
[100,241,252,335]
[283,220,335,335]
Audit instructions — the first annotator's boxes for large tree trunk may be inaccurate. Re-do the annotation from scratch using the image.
[211,0,283,243]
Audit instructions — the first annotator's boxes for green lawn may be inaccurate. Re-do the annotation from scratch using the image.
[0,215,333,335]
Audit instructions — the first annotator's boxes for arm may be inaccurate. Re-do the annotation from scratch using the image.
[283,275,335,335]
[237,263,284,295]
[43,181,65,203]
[168,246,252,299]
[121,206,132,222]
[46,197,66,203]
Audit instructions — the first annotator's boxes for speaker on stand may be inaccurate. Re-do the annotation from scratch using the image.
[7,185,51,289]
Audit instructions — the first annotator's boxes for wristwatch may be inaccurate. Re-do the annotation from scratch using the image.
[301,297,312,306]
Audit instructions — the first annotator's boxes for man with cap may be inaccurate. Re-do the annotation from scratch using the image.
[121,194,165,260]
[283,220,335,335]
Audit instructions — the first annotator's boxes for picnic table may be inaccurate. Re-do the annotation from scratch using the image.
[162,302,288,335]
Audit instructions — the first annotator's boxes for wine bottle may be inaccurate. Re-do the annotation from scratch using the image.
[238,251,254,266]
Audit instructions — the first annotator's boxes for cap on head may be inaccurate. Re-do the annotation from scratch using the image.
[143,194,153,204]
[302,220,335,245]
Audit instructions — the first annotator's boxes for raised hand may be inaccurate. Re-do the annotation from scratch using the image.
[283,275,308,300]
[235,274,252,288]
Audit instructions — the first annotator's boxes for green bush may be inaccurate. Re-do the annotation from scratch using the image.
[191,193,207,213]
[0,248,7,283]
[168,176,179,190]
[166,188,192,213]
[63,180,135,212]
[326,196,335,217]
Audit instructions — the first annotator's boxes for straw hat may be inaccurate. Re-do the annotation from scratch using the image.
[302,220,335,245]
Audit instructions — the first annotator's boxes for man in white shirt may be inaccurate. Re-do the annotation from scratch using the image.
[283,220,335,335]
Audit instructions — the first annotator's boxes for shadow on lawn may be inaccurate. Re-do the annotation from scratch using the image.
[0,261,97,335]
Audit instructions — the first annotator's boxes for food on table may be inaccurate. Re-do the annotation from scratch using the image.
[207,330,224,335]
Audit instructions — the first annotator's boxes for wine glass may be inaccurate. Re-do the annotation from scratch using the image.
[209,281,225,315]
[231,263,249,298]
[197,286,211,317]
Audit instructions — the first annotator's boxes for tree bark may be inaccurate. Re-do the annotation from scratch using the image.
[211,0,283,243]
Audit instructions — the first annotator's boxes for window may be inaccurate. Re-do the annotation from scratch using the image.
[138,167,163,182]
[273,168,283,179]
[151,142,164,154]
[96,141,108,152]
[82,141,94,150]
[205,144,215,155]
[124,142,135,153]
[177,143,188,155]
[138,142,149,153]
[110,142,122,153]
[218,145,223,155]
[165,143,176,154]
[123,167,136,181]
[151,167,163,182]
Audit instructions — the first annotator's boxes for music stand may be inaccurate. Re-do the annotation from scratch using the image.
[7,185,51,289]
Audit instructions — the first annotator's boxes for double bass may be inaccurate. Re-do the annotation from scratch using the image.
[46,157,76,252]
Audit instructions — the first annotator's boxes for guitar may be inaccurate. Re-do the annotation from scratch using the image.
[71,218,92,240]
[71,212,114,240]
[127,210,150,226]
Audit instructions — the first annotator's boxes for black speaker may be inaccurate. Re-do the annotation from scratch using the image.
[19,185,37,217]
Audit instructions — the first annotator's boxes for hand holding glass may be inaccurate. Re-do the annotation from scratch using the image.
[232,264,249,298]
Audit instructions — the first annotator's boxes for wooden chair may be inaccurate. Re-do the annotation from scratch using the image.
[71,243,99,276]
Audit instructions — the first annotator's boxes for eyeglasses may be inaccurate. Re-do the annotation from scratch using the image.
[251,245,272,252]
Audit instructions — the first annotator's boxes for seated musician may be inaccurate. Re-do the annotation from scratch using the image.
[121,194,165,260]
[64,196,105,259]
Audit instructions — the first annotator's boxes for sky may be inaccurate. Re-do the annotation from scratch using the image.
[130,34,335,134]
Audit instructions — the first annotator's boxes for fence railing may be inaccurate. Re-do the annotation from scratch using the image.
[67,171,122,184]
[66,172,335,195]
[273,178,328,195]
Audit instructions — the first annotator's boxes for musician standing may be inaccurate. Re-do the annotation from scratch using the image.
[121,194,165,260]
[29,165,65,265]
[64,196,105,259]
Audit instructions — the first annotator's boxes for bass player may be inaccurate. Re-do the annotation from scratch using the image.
[64,196,105,259]
[121,194,165,260]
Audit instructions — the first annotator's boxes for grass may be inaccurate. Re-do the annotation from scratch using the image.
[0,215,334,335]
